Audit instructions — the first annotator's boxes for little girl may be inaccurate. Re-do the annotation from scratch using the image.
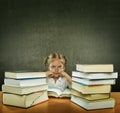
[44,53,72,91]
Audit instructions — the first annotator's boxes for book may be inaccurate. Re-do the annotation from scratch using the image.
[71,89,110,101]
[3,90,48,108]
[47,88,71,98]
[5,71,46,79]
[71,95,115,110]
[76,64,114,72]
[72,71,118,79]
[2,84,48,95]
[72,82,111,94]
[72,77,115,85]
[4,78,47,87]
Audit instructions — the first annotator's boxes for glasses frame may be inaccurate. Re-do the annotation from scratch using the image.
[49,66,65,71]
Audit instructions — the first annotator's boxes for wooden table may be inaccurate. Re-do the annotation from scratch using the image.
[0,92,120,113]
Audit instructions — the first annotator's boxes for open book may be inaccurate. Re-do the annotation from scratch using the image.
[47,88,71,98]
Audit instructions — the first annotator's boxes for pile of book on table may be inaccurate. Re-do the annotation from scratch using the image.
[71,64,118,110]
[2,71,48,108]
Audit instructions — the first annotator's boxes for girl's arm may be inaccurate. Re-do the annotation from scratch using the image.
[61,72,72,84]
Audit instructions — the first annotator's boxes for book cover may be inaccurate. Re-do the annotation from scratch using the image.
[76,64,114,72]
[3,90,48,108]
[71,95,115,110]
[2,84,48,95]
[47,88,71,98]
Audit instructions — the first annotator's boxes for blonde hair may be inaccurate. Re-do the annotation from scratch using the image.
[44,53,67,68]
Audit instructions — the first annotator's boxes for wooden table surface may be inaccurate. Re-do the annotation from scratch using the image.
[0,92,120,113]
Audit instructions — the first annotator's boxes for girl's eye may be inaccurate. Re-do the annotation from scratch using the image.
[49,65,64,70]
[51,66,55,68]
[58,66,62,68]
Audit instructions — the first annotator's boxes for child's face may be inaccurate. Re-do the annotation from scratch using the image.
[49,59,65,77]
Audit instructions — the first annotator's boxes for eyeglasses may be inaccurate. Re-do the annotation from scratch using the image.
[49,66,64,70]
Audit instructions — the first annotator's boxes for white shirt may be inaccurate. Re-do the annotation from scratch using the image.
[47,77,71,91]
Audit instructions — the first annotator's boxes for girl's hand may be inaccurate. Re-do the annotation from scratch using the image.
[46,71,60,78]
[61,71,72,84]
[60,71,67,77]
[46,71,54,77]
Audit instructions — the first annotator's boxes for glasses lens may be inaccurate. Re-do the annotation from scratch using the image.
[50,66,64,70]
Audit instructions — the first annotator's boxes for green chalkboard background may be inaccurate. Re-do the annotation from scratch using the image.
[0,0,120,91]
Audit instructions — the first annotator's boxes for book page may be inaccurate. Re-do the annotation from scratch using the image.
[60,88,71,97]
[47,88,62,96]
[62,88,71,95]
[48,88,71,97]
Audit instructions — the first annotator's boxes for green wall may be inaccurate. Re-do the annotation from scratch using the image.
[0,0,120,91]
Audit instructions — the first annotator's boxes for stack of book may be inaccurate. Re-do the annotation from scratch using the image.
[2,71,48,108]
[71,64,118,110]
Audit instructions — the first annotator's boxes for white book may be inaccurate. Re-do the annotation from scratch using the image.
[72,82,111,94]
[71,89,110,101]
[5,71,46,79]
[72,77,115,85]
[4,78,47,87]
[71,95,115,110]
[72,71,118,79]
[2,84,48,95]
[47,88,71,98]
[3,90,48,108]
[76,64,114,72]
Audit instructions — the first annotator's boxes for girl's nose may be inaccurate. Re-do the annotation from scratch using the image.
[54,67,59,72]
